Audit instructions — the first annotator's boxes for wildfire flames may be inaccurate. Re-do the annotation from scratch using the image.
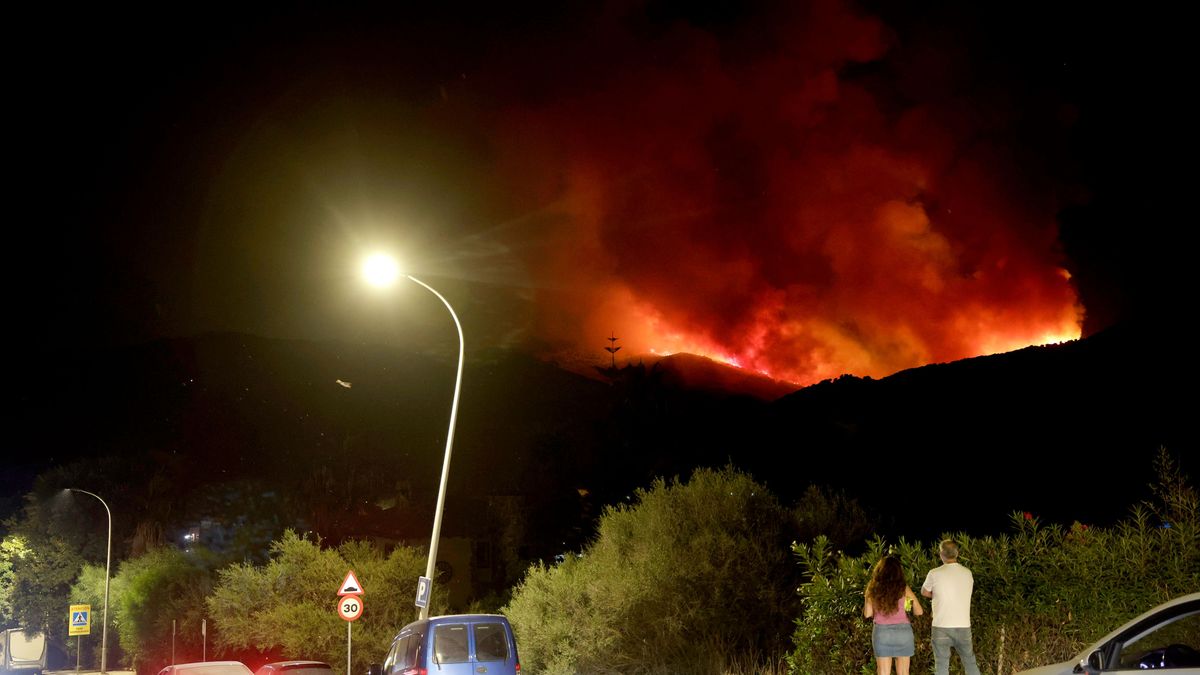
[473,0,1083,385]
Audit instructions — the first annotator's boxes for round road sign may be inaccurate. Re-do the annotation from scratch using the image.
[338,594,364,621]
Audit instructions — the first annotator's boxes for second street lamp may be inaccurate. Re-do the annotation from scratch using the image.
[362,253,463,620]
[66,489,111,674]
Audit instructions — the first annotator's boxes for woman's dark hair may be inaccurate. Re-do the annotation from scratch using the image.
[866,555,907,615]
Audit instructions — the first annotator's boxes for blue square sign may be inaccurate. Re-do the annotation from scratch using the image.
[414,576,431,608]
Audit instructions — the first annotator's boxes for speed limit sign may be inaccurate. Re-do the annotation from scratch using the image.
[338,594,364,621]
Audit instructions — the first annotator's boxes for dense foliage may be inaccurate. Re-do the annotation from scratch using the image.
[4,450,1195,675]
[504,467,801,674]
[72,548,215,672]
[789,451,1200,674]
[207,530,440,675]
[3,534,83,639]
[0,535,27,626]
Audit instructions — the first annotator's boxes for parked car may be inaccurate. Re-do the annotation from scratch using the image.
[1015,592,1200,674]
[2,628,67,675]
[158,661,253,675]
[253,662,332,675]
[374,614,520,675]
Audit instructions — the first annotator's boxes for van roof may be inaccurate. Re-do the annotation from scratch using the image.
[396,613,511,635]
[429,614,508,621]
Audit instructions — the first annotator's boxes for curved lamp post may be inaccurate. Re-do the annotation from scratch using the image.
[68,489,111,674]
[362,253,464,620]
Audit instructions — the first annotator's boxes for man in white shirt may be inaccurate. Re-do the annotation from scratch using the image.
[921,539,981,675]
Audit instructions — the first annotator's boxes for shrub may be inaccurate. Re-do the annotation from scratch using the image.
[207,530,439,675]
[71,547,214,672]
[505,467,801,674]
[788,449,1200,674]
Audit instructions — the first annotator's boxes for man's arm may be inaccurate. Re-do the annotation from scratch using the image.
[921,588,932,598]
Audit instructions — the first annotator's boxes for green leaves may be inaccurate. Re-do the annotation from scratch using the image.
[206,530,436,675]
[505,467,799,675]
[7,535,83,636]
[788,451,1200,674]
[0,535,31,625]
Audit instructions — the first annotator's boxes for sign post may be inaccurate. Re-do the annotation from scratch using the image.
[337,571,364,675]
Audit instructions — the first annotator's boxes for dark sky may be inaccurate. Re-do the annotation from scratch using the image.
[8,1,1189,384]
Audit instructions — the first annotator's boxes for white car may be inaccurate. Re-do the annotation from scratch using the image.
[1016,592,1200,674]
[158,661,253,675]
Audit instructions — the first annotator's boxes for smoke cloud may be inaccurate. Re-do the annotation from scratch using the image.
[476,0,1082,384]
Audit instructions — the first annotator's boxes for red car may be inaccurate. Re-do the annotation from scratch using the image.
[253,661,334,675]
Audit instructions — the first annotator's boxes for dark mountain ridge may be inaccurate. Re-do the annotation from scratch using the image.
[4,320,1188,549]
[752,321,1189,537]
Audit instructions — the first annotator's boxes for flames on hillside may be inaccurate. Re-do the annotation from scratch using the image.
[467,0,1083,385]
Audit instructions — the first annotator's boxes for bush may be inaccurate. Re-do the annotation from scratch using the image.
[788,449,1200,674]
[206,530,440,675]
[72,547,215,672]
[505,467,800,674]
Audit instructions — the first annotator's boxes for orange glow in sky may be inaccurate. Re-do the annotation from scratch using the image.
[488,0,1086,386]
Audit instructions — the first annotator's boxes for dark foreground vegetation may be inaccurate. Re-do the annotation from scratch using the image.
[790,452,1198,673]
[3,451,1195,675]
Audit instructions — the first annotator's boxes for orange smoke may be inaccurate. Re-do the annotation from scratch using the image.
[480,0,1082,385]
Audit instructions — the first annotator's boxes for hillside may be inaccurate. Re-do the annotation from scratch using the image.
[5,321,1188,549]
[753,321,1189,536]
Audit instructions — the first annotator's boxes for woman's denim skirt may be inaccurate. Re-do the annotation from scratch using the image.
[872,622,915,658]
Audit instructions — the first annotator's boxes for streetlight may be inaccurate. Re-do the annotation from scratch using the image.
[66,489,111,674]
[362,252,464,620]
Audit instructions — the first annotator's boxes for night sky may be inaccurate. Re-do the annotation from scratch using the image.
[8,1,1188,383]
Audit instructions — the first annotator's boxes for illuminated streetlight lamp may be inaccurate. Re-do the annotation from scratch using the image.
[362,253,463,620]
[66,489,111,674]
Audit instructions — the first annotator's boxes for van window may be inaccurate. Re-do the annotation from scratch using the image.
[8,631,45,662]
[473,623,509,661]
[386,633,421,673]
[433,625,469,664]
[382,639,400,673]
[401,634,420,669]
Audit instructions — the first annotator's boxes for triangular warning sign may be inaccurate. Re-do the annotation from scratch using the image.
[338,570,364,596]
[71,612,88,626]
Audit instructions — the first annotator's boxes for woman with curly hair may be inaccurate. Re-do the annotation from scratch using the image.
[864,555,924,675]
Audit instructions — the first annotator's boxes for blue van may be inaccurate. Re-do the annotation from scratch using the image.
[378,614,520,675]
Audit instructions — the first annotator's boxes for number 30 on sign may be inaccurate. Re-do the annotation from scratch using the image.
[338,595,364,621]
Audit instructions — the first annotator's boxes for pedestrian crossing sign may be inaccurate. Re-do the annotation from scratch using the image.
[69,604,91,636]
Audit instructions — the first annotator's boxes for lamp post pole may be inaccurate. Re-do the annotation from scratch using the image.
[69,489,111,674]
[405,275,464,620]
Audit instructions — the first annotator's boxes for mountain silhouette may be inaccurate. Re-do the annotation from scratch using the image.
[5,320,1189,551]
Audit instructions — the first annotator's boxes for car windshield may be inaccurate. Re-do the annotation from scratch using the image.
[276,668,331,675]
[180,665,252,675]
[271,662,328,672]
[1117,610,1200,670]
